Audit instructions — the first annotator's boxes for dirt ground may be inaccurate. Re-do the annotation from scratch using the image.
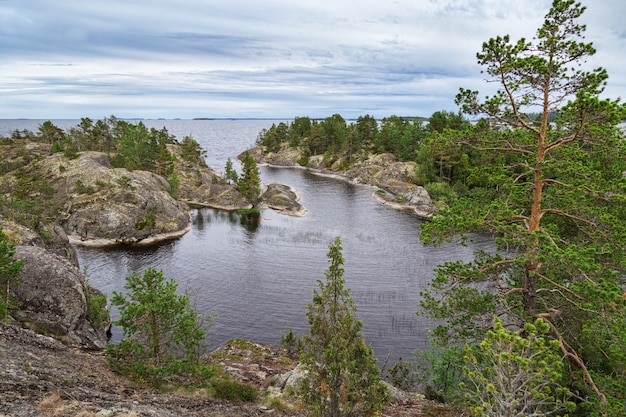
[0,322,453,417]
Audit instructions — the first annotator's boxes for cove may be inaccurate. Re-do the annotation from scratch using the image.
[77,164,495,362]
[0,118,491,362]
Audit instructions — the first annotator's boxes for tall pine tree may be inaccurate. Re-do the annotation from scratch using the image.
[301,237,388,417]
[420,0,626,409]
[236,151,261,207]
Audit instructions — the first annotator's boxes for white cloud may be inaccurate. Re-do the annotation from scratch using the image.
[0,0,623,119]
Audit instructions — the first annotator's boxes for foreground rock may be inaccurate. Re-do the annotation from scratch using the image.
[12,245,106,349]
[247,145,436,219]
[0,324,454,417]
[0,322,267,417]
[1,220,108,349]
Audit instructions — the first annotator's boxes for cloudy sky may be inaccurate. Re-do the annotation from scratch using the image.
[1,0,624,120]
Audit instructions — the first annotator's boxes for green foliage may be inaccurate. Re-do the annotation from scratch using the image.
[38,120,66,145]
[83,267,109,331]
[111,122,174,174]
[255,113,436,168]
[383,357,418,392]
[0,228,23,320]
[419,0,626,407]
[235,152,261,206]
[423,182,458,206]
[116,175,135,203]
[167,170,180,199]
[279,327,303,358]
[0,169,58,229]
[74,179,95,194]
[223,157,238,184]
[211,378,258,402]
[415,334,466,404]
[576,285,626,416]
[106,267,208,384]
[135,206,156,231]
[301,237,389,417]
[461,318,575,417]
[85,286,108,330]
[427,110,469,133]
[179,136,207,166]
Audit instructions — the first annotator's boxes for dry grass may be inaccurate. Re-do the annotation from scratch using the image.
[38,392,139,417]
[38,392,68,416]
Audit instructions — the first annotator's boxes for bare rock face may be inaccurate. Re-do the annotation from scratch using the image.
[33,151,192,245]
[261,183,306,216]
[11,245,106,349]
[0,221,80,268]
[36,223,80,268]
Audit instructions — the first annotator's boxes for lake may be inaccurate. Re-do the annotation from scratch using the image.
[0,119,494,362]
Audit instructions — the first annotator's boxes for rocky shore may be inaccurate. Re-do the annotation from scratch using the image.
[1,139,306,248]
[0,321,453,417]
[244,145,437,220]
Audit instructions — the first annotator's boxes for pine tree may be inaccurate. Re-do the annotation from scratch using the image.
[0,228,23,320]
[106,267,207,381]
[224,157,238,184]
[235,151,261,206]
[419,0,626,408]
[301,237,389,417]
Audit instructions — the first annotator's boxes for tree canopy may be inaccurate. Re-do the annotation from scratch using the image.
[419,0,626,413]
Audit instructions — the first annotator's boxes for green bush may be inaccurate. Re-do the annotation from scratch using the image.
[278,327,303,357]
[211,378,258,402]
[105,268,210,385]
[0,228,23,320]
[424,182,458,205]
[415,333,466,404]
[85,284,108,330]
[75,179,95,194]
[460,318,575,417]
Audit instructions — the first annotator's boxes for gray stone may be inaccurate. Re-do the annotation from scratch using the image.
[11,245,107,349]
[261,183,306,216]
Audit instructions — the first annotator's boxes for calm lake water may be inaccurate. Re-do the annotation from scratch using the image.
[0,119,495,362]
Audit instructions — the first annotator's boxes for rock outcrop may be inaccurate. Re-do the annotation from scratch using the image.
[167,144,252,210]
[12,244,107,349]
[261,183,306,216]
[32,151,192,246]
[0,219,108,349]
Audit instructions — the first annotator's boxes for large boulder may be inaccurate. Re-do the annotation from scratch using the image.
[261,183,306,216]
[0,221,79,268]
[11,245,107,349]
[31,151,192,245]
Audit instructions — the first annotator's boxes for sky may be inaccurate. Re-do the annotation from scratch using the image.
[1,0,625,120]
